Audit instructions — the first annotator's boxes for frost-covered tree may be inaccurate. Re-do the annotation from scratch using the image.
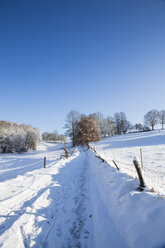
[106,116,115,136]
[144,110,159,130]
[64,110,80,146]
[159,110,165,130]
[25,127,41,150]
[0,121,41,153]
[76,117,101,146]
[100,118,109,137]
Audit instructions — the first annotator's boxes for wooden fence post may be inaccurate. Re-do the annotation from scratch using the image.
[133,158,145,191]
[44,157,46,168]
[112,160,119,171]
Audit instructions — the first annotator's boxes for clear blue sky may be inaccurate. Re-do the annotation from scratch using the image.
[0,0,165,133]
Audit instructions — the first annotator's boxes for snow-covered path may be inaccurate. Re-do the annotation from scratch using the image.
[1,140,165,248]
[43,150,92,248]
[0,145,93,248]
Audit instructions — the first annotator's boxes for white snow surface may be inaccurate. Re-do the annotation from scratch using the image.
[0,133,165,248]
[91,130,165,195]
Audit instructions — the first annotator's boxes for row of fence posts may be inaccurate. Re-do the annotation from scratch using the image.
[90,145,145,192]
[43,146,145,192]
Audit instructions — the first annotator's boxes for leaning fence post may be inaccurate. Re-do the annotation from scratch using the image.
[44,157,46,168]
[112,160,119,171]
[133,157,145,191]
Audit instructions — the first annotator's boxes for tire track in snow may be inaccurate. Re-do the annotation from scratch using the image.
[0,158,60,208]
[0,184,55,237]
[0,148,92,248]
[0,159,62,235]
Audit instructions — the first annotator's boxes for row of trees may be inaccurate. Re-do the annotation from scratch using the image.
[64,111,132,146]
[42,131,67,143]
[144,110,165,130]
[0,121,41,153]
[64,109,165,146]
[1,109,163,152]
[64,111,132,145]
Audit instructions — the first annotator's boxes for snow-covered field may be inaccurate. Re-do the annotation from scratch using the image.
[1,132,165,248]
[91,130,165,195]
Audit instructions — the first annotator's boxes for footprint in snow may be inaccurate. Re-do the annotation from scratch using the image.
[84,230,90,239]
[56,224,61,237]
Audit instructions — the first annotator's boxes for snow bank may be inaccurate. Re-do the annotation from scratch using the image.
[89,149,165,248]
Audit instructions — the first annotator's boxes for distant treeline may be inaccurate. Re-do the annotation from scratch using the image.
[42,131,67,143]
[1,109,164,152]
[64,109,165,146]
[0,121,41,153]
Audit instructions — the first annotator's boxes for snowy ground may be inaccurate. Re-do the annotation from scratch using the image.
[0,143,93,248]
[91,130,165,195]
[1,133,165,247]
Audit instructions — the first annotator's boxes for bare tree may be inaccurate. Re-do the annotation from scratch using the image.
[114,112,121,135]
[120,112,131,134]
[89,113,115,137]
[144,110,159,130]
[76,117,101,146]
[134,123,143,132]
[114,112,131,134]
[159,110,165,130]
[64,110,80,146]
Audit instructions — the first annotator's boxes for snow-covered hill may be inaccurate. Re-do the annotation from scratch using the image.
[91,130,165,195]
[0,133,165,247]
